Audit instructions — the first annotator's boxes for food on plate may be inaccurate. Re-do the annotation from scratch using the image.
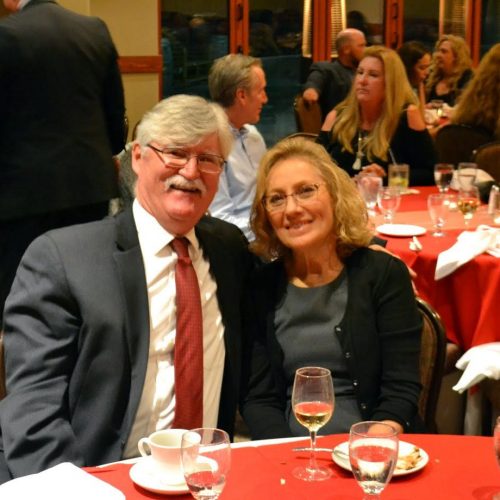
[396,446,422,470]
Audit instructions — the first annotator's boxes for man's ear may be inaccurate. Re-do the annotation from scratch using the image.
[235,87,247,105]
[131,142,143,175]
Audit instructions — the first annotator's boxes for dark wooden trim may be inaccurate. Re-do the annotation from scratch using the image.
[118,55,163,74]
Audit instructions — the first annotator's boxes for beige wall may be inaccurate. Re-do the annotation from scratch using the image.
[60,0,160,142]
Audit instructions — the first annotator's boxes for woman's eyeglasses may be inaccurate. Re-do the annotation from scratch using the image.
[262,183,324,212]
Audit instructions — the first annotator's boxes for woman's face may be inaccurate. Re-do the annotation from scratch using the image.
[265,157,335,255]
[435,41,456,74]
[354,56,385,106]
[413,53,431,84]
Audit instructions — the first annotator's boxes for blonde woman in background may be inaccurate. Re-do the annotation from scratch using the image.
[426,34,473,106]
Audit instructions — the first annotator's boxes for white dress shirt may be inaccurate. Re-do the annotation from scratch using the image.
[124,200,225,458]
[208,124,266,240]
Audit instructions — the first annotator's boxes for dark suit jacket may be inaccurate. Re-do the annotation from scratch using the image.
[242,248,423,439]
[0,0,125,220]
[0,210,253,481]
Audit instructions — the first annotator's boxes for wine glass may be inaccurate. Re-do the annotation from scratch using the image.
[181,428,231,499]
[292,366,334,481]
[457,162,478,190]
[377,187,401,224]
[427,193,448,237]
[457,186,481,227]
[357,174,383,217]
[349,421,399,499]
[434,163,454,193]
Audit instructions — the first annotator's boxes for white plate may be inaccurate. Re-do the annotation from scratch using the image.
[376,224,427,237]
[129,456,189,495]
[332,440,429,477]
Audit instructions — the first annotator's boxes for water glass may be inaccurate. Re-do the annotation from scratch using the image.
[349,421,399,499]
[457,186,481,227]
[494,416,500,467]
[388,164,409,190]
[181,428,231,500]
[357,174,383,216]
[377,187,401,224]
[434,163,454,193]
[488,185,500,225]
[457,162,478,190]
[427,193,448,237]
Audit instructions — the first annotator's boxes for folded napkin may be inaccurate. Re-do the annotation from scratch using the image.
[0,462,125,500]
[435,225,500,279]
[453,342,500,393]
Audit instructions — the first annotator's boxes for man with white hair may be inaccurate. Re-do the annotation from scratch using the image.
[303,28,366,120]
[0,95,253,481]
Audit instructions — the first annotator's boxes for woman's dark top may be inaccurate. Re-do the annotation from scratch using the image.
[428,68,474,106]
[275,270,362,436]
[241,248,423,440]
[317,109,437,185]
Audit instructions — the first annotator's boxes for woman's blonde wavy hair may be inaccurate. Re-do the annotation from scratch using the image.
[250,137,373,262]
[426,35,473,97]
[330,46,417,162]
[452,43,500,138]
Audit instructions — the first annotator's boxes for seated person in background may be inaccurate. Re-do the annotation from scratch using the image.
[426,35,473,107]
[398,41,432,116]
[0,95,253,482]
[317,45,436,186]
[208,54,268,240]
[451,43,500,140]
[302,29,366,121]
[241,137,422,439]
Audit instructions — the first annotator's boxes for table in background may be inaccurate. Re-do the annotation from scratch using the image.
[376,186,500,352]
[87,434,500,499]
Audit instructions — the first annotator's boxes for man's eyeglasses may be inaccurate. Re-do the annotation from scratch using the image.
[147,144,225,174]
[262,183,324,212]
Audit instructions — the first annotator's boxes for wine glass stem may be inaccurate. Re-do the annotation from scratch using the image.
[308,430,318,471]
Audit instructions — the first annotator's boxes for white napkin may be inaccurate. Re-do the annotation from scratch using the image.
[0,462,125,500]
[435,225,500,279]
[453,342,500,393]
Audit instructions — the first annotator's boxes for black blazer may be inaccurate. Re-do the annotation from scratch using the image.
[0,0,125,220]
[0,210,252,480]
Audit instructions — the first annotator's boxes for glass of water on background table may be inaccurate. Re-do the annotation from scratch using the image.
[349,421,399,499]
[357,174,383,217]
[181,428,231,499]
[427,193,448,236]
[434,163,454,193]
[377,187,401,224]
[457,162,478,189]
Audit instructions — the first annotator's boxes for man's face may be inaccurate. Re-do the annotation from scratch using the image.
[349,33,367,63]
[132,133,222,235]
[240,65,268,125]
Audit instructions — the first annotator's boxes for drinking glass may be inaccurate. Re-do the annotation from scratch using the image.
[388,164,409,190]
[457,186,481,227]
[349,421,399,499]
[357,174,383,217]
[427,193,448,237]
[292,366,334,481]
[434,163,454,193]
[457,162,478,190]
[377,187,401,224]
[494,416,500,467]
[430,99,444,118]
[181,428,231,500]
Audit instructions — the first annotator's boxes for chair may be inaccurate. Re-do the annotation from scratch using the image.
[472,140,500,182]
[434,124,492,164]
[416,297,447,433]
[0,330,5,400]
[293,94,322,134]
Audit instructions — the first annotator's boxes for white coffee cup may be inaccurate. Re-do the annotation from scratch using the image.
[138,428,187,484]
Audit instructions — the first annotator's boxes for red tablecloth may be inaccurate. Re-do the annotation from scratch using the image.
[86,434,500,499]
[378,186,500,351]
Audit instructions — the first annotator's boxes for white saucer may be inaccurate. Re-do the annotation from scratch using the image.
[376,224,427,237]
[332,440,429,476]
[129,456,189,495]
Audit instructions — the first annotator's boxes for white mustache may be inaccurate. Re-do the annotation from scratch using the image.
[163,174,207,195]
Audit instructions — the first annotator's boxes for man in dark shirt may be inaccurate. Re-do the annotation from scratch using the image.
[303,28,366,121]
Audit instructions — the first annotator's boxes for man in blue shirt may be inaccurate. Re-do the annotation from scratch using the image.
[208,54,268,240]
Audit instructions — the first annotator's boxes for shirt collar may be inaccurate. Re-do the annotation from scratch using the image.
[230,123,250,139]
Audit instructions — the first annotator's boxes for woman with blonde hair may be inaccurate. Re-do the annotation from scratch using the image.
[426,34,473,106]
[241,137,422,439]
[318,45,436,185]
[451,43,500,139]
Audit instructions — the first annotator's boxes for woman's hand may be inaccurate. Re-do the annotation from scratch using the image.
[361,163,386,178]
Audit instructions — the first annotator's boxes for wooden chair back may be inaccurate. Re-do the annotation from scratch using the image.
[472,140,500,182]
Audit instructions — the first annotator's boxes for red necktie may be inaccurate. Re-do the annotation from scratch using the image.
[170,237,203,429]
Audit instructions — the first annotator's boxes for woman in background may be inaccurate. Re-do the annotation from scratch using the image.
[426,35,473,106]
[451,43,500,139]
[398,41,431,114]
[242,137,422,439]
[318,45,435,186]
